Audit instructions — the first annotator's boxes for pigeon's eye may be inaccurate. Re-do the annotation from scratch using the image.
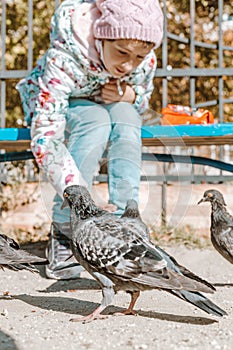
[207,193,213,198]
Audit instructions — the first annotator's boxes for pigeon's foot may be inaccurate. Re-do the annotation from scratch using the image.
[114,291,140,316]
[70,313,108,323]
[113,309,138,316]
[70,305,108,323]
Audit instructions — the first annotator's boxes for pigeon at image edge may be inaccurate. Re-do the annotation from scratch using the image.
[0,233,48,273]
[198,189,233,264]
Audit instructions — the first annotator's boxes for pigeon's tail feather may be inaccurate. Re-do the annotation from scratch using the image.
[0,253,48,273]
[30,258,49,265]
[16,254,48,265]
[5,263,40,273]
[170,290,227,317]
[30,259,49,265]
[136,268,215,294]
[7,250,47,265]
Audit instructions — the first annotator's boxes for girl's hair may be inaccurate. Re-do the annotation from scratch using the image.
[106,39,154,49]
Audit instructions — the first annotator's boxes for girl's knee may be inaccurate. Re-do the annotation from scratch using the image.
[67,102,112,135]
[108,102,141,127]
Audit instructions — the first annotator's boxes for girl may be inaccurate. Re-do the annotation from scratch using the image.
[17,0,163,279]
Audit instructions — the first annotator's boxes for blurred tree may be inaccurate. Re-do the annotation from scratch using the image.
[151,0,233,122]
[4,0,55,127]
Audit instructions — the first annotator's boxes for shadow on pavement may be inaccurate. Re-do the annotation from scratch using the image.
[39,278,100,293]
[0,330,19,350]
[213,282,233,287]
[3,294,217,325]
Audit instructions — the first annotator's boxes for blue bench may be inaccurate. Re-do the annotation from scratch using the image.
[1,123,233,142]
[1,124,233,173]
[141,124,233,174]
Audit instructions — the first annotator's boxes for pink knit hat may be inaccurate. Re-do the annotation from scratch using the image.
[93,0,164,49]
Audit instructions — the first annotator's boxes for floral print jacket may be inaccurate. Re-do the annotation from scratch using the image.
[16,0,158,198]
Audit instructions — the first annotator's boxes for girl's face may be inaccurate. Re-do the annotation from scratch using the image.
[102,39,154,78]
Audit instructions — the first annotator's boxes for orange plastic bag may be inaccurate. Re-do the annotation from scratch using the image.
[161,104,215,125]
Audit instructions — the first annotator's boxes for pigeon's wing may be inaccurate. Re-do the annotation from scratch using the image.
[120,218,149,240]
[215,227,233,263]
[77,217,167,272]
[223,210,233,227]
[77,217,213,293]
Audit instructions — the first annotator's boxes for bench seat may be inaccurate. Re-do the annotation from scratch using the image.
[1,124,233,173]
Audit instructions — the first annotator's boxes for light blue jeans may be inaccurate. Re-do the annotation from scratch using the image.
[52,99,142,224]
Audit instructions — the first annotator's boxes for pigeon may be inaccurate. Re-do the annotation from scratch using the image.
[122,199,227,317]
[0,233,48,272]
[198,189,233,264]
[62,185,226,323]
[121,199,150,239]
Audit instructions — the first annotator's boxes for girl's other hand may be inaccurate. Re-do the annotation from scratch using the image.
[101,79,135,104]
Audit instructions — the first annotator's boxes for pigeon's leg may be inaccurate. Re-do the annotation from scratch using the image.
[114,291,140,316]
[70,286,114,323]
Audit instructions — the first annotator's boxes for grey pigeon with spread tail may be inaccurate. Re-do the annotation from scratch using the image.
[63,185,226,323]
[198,189,233,264]
[0,233,48,273]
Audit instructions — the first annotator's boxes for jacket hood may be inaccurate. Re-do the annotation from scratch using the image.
[71,2,102,65]
[50,1,103,70]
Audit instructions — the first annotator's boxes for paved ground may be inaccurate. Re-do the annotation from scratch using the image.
[0,244,232,350]
[1,181,233,349]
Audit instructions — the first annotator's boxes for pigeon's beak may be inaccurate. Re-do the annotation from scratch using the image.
[197,197,204,205]
[61,192,69,209]
[61,198,69,209]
